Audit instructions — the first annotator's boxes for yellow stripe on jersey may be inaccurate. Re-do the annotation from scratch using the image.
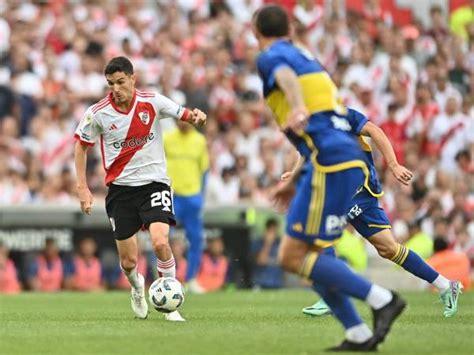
[358,136,372,152]
[265,72,346,128]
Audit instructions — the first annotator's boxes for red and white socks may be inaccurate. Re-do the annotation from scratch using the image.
[157,256,176,278]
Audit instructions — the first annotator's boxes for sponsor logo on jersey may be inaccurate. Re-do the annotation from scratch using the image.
[330,115,351,131]
[325,215,347,235]
[113,132,155,149]
[138,110,150,125]
[109,123,118,131]
[81,132,91,141]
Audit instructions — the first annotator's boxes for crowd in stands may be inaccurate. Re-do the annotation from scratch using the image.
[0,234,229,294]
[0,0,473,291]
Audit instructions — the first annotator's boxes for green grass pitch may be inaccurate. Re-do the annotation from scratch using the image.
[1,290,473,354]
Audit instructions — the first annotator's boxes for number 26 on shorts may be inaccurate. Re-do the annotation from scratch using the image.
[150,191,172,212]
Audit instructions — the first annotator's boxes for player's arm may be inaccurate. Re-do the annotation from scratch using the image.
[155,93,206,126]
[274,67,308,132]
[73,109,99,215]
[281,153,304,184]
[74,142,93,214]
[360,122,413,185]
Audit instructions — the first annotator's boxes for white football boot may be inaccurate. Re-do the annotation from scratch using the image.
[131,274,148,319]
[165,310,185,322]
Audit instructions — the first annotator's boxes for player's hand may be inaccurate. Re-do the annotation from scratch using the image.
[286,107,309,133]
[390,163,413,186]
[77,185,93,215]
[280,170,294,181]
[189,108,206,127]
[270,179,296,213]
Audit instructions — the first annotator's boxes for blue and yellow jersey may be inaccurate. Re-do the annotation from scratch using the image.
[257,39,366,167]
[346,108,383,195]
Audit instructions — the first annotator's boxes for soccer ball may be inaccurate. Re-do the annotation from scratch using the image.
[148,277,185,313]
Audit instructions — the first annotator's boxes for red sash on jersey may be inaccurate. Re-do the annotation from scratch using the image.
[0,259,21,294]
[37,255,63,292]
[72,256,102,291]
[196,254,228,292]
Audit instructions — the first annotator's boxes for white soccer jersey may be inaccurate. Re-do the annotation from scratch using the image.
[74,90,190,186]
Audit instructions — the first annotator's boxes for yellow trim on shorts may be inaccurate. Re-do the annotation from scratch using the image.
[314,239,337,248]
[368,224,392,229]
[300,251,319,279]
[305,170,326,235]
[300,133,383,198]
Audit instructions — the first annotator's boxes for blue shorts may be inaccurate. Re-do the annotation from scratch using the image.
[286,166,365,247]
[347,188,391,238]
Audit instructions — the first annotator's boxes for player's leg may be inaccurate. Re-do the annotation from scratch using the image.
[116,235,148,319]
[284,167,404,350]
[106,184,148,319]
[149,222,176,278]
[350,192,461,318]
[302,247,334,317]
[139,182,185,321]
[369,229,462,317]
[148,221,185,322]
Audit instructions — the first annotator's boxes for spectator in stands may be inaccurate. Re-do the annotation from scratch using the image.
[196,235,228,293]
[65,238,103,291]
[164,119,209,292]
[27,238,64,292]
[428,237,471,290]
[0,0,472,284]
[0,242,21,294]
[404,219,434,260]
[252,218,284,289]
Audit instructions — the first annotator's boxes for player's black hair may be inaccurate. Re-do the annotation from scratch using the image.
[104,56,134,76]
[254,4,289,38]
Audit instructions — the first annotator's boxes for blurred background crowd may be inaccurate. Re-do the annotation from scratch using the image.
[0,0,473,293]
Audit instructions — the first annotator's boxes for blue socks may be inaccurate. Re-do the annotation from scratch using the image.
[309,253,372,300]
[391,245,439,283]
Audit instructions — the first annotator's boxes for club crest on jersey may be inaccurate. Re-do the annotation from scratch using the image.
[138,110,150,125]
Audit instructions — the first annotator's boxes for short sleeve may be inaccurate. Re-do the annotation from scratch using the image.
[257,51,291,90]
[347,108,369,135]
[154,93,190,121]
[74,108,102,146]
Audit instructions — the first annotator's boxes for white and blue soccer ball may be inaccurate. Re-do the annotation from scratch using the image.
[149,277,185,313]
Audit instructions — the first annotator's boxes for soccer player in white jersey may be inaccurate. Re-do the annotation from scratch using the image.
[74,56,206,321]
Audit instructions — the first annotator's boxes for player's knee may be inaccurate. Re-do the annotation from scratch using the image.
[376,242,398,259]
[120,256,137,272]
[151,238,170,253]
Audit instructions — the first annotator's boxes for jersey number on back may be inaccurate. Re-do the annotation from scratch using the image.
[151,191,172,212]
